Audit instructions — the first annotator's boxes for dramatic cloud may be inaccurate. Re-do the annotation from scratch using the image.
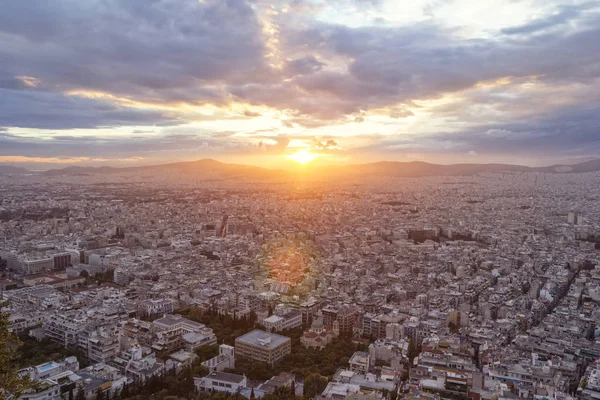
[1,0,600,164]
[0,0,269,111]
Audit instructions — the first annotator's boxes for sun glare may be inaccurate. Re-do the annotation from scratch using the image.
[286,149,319,164]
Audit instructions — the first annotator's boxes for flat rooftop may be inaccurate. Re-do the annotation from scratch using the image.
[207,371,246,384]
[154,315,203,329]
[235,329,290,348]
[264,315,284,323]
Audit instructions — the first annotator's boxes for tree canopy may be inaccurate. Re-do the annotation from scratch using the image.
[0,300,33,398]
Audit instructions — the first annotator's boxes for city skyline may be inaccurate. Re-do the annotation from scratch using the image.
[2,0,600,168]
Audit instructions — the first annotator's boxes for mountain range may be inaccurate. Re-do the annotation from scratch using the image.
[2,158,600,179]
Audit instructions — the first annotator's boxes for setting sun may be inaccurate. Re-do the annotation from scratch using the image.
[286,149,319,165]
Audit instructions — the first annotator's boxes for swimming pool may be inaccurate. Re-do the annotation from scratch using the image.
[38,363,56,372]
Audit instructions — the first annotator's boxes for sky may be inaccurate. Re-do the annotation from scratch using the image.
[1,0,600,169]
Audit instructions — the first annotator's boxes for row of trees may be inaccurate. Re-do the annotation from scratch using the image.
[16,334,90,368]
[182,307,368,380]
[181,306,259,345]
[1,299,33,398]
[116,369,325,400]
[115,307,363,399]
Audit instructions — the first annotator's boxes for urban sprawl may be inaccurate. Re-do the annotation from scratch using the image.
[2,170,600,400]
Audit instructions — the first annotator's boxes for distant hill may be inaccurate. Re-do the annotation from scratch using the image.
[41,159,285,180]
[537,159,600,173]
[4,158,600,179]
[0,165,31,175]
[328,161,532,178]
[41,165,119,176]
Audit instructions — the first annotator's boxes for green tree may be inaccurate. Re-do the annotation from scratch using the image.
[194,345,219,362]
[448,321,459,334]
[303,373,328,399]
[274,385,295,400]
[0,299,33,398]
[407,339,417,363]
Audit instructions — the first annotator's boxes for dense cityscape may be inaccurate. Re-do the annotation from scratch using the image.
[2,0,600,399]
[2,168,600,400]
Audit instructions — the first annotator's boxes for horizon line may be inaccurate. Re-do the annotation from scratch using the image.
[2,156,600,172]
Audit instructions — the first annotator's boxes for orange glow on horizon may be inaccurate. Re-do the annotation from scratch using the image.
[286,149,319,165]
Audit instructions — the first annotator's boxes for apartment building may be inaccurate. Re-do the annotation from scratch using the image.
[8,311,46,333]
[112,342,162,380]
[44,313,120,363]
[300,298,321,326]
[323,304,358,334]
[44,312,88,347]
[262,306,302,332]
[78,324,120,363]
[1,249,79,276]
[151,314,216,357]
[137,298,174,318]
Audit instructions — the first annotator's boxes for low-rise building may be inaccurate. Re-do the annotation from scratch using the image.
[349,352,370,374]
[195,371,248,394]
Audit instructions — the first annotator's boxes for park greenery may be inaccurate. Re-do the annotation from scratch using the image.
[182,306,368,379]
[2,304,373,400]
[16,334,90,368]
[116,307,368,400]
